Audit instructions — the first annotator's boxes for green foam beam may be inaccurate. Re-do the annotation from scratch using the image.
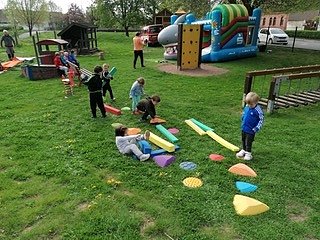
[190,118,214,132]
[155,124,179,143]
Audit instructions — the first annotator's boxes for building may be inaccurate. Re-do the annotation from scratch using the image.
[287,10,319,30]
[154,8,173,27]
[260,13,288,30]
[0,9,9,25]
[260,10,320,31]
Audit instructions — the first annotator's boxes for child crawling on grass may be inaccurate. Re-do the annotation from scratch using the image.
[115,125,151,161]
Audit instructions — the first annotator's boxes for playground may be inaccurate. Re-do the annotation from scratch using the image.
[0,29,319,240]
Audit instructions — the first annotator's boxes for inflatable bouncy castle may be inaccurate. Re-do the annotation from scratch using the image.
[158,4,261,62]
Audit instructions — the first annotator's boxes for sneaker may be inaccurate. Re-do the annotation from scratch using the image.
[236,149,246,159]
[139,154,150,162]
[144,130,150,140]
[244,152,253,161]
[139,118,147,122]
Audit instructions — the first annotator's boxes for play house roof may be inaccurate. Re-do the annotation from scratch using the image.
[57,22,97,36]
[36,39,69,46]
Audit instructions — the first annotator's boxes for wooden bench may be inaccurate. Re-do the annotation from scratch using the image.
[67,60,92,86]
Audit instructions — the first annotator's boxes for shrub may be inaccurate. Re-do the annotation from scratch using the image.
[285,30,320,39]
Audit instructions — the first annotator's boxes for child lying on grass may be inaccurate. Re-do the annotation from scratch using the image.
[115,125,150,161]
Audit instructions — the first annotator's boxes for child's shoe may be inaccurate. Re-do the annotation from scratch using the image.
[144,130,150,140]
[139,154,150,162]
[139,118,147,122]
[236,149,246,158]
[243,152,253,161]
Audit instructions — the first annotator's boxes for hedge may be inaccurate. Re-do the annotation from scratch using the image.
[285,30,320,40]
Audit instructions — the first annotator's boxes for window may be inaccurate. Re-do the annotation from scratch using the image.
[280,17,284,26]
[269,18,272,26]
[262,18,266,25]
[273,17,276,26]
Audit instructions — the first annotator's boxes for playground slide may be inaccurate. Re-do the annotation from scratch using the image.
[1,58,22,70]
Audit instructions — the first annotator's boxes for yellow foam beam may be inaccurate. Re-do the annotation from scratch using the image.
[149,132,175,153]
[233,195,270,216]
[206,130,240,152]
[185,119,206,135]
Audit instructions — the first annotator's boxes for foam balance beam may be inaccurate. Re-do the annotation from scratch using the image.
[206,130,240,152]
[149,132,175,152]
[104,104,121,115]
[185,119,206,135]
[233,195,269,216]
[109,67,117,76]
[155,124,178,143]
[150,145,180,157]
[138,140,152,154]
[190,118,214,132]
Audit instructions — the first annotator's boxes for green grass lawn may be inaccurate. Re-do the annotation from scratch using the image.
[0,32,320,240]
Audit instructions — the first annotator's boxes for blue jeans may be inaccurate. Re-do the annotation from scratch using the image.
[131,95,141,112]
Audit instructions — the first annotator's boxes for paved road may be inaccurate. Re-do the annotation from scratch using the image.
[272,38,320,51]
[19,31,48,39]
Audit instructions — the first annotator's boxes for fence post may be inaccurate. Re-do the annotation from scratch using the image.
[243,74,253,108]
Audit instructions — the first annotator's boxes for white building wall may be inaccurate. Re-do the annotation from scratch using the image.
[286,20,305,30]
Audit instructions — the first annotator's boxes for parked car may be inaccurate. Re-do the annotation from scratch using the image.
[141,24,164,47]
[258,28,289,45]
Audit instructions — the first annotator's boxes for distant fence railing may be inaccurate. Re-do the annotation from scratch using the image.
[97,28,140,33]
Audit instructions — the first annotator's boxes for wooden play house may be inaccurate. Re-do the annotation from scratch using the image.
[36,39,68,65]
[21,37,68,80]
[57,22,98,55]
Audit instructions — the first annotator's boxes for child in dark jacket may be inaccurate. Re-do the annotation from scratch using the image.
[236,92,264,160]
[83,66,106,118]
[137,95,161,121]
[102,63,115,101]
[115,125,150,161]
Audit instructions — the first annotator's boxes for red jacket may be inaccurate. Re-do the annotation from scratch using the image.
[54,56,63,68]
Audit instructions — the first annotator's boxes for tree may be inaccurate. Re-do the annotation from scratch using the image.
[47,1,63,31]
[94,0,119,28]
[5,0,48,36]
[100,0,146,37]
[64,3,86,24]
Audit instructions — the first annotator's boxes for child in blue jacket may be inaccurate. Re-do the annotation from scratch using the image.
[236,92,264,160]
[129,77,145,114]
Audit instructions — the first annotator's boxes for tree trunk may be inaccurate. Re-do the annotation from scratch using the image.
[29,27,33,37]
[125,26,129,37]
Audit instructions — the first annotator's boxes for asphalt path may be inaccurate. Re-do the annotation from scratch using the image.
[270,38,320,51]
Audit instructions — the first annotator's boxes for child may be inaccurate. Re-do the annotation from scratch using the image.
[102,63,115,101]
[137,95,161,122]
[69,49,80,67]
[60,50,69,67]
[53,52,68,77]
[236,92,264,160]
[115,126,150,161]
[129,77,145,114]
[83,66,106,118]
